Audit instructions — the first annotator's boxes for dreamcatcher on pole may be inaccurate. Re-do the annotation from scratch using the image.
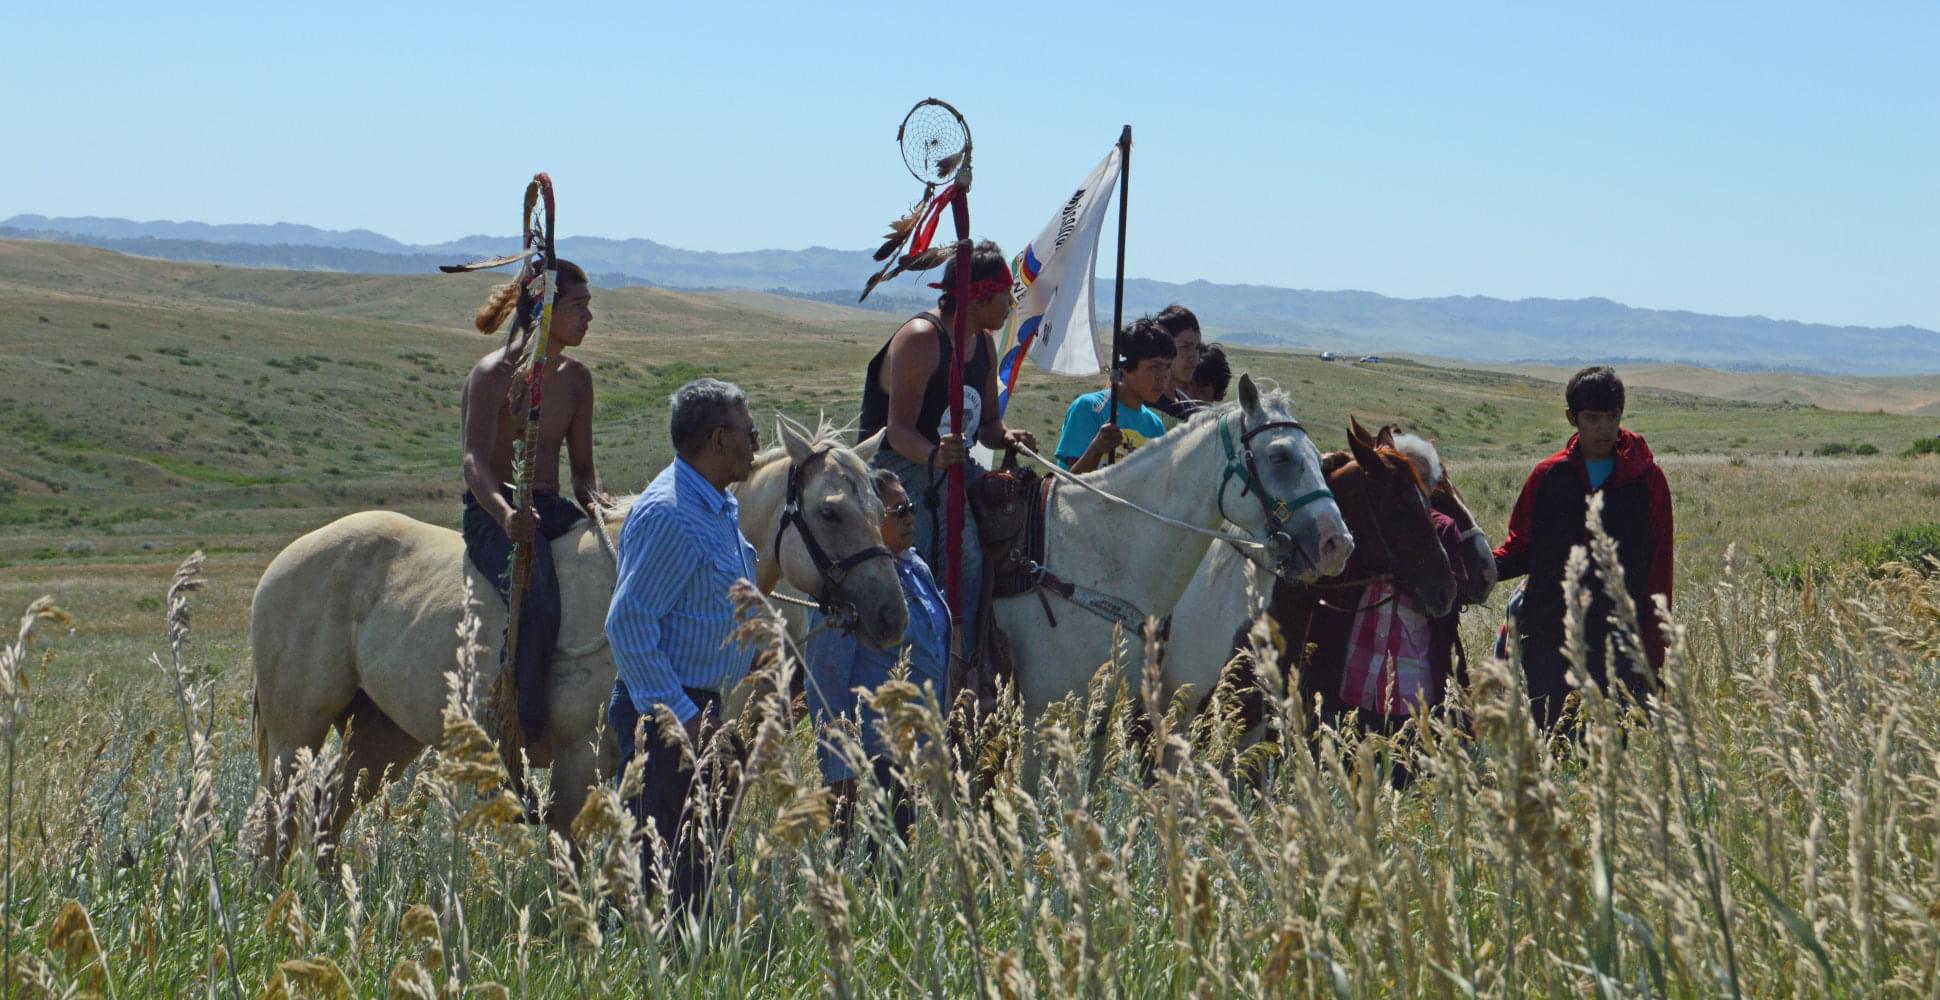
[440,172,558,760]
[860,98,975,626]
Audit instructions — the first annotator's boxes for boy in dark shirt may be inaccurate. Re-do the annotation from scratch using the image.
[1151,303,1204,419]
[1494,366,1674,727]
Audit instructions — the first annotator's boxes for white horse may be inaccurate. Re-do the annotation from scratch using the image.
[249,421,903,851]
[992,375,1354,739]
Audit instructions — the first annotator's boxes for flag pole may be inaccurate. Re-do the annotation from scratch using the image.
[1106,125,1132,462]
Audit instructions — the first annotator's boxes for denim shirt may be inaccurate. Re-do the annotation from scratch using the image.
[803,550,952,780]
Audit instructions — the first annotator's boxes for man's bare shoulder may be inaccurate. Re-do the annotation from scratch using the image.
[466,348,516,384]
[553,354,593,381]
[888,314,944,354]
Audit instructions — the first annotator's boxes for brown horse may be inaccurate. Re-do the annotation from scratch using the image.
[1425,451,1497,607]
[1164,419,1457,725]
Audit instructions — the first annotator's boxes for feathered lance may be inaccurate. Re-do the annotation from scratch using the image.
[864,101,975,632]
[440,173,556,767]
[500,174,557,763]
[944,182,971,628]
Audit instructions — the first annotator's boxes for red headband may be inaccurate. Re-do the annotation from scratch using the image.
[929,263,1015,303]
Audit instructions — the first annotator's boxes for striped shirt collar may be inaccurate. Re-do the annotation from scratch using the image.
[673,455,735,515]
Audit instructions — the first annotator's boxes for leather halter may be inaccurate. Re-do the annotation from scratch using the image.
[1217,410,1334,572]
[774,447,895,631]
[1315,461,1442,614]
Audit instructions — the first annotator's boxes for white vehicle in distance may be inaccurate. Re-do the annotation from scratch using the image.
[1356,355,1381,364]
[1320,351,1338,361]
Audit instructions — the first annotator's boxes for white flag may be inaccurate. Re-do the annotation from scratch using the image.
[996,145,1123,411]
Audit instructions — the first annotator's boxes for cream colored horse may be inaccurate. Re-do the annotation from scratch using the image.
[250,422,903,850]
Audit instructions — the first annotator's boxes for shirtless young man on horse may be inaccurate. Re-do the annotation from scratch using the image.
[459,259,606,742]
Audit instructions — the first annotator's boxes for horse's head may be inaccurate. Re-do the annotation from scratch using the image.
[1217,374,1355,584]
[1335,418,1457,618]
[1424,455,1498,605]
[768,420,908,650]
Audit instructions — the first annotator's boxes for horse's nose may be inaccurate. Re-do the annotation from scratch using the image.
[874,603,903,645]
[1427,579,1459,619]
[1318,529,1354,577]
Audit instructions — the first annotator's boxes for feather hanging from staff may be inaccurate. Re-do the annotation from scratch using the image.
[860,241,963,301]
[860,182,963,301]
[875,192,933,262]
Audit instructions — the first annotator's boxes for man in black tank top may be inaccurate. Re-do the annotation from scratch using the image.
[858,239,1037,683]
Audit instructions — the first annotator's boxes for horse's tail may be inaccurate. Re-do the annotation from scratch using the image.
[252,683,270,787]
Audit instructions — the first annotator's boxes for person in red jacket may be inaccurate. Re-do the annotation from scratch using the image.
[1493,367,1673,728]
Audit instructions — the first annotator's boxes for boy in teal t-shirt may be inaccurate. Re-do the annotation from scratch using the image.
[1055,318,1177,472]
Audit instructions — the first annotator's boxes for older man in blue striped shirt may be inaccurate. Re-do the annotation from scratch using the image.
[606,377,760,909]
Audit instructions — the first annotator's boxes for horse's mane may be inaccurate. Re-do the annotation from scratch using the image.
[751,412,854,471]
[1100,386,1299,477]
[1177,385,1296,432]
[1324,444,1426,492]
[605,414,860,518]
[1387,431,1441,488]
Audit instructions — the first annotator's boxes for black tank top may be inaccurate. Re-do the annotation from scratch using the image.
[858,313,994,446]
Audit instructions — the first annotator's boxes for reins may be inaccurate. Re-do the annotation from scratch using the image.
[1311,457,1445,615]
[1008,441,1270,549]
[1012,404,1336,556]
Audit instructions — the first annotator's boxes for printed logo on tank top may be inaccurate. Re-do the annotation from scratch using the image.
[936,386,983,442]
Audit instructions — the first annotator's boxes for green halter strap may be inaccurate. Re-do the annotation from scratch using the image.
[1218,410,1334,530]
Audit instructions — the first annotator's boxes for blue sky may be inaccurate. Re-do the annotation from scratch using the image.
[11,1,1936,330]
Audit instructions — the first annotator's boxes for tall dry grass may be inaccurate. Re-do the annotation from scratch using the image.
[2,514,1939,997]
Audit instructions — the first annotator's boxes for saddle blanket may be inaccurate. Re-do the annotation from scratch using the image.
[1339,580,1438,716]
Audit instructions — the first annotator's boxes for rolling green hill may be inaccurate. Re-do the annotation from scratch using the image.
[3,238,1936,581]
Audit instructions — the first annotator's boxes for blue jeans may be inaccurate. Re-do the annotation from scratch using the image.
[873,450,983,645]
[462,489,585,742]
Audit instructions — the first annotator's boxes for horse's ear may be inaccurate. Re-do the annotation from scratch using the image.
[1238,373,1263,419]
[853,428,886,463]
[1375,423,1398,449]
[1347,425,1384,474]
[1348,415,1371,446]
[778,418,815,466]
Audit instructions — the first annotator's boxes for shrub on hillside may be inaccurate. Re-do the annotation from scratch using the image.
[1904,437,1940,458]
[1771,521,1940,584]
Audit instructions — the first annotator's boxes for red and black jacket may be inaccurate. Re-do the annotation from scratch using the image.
[1494,429,1674,678]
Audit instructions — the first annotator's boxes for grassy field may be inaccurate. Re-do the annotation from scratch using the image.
[1492,361,1940,416]
[5,241,1940,995]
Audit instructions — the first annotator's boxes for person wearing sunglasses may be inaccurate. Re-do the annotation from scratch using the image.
[802,468,950,842]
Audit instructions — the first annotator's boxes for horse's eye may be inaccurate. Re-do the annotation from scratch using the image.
[819,506,841,523]
[1269,450,1291,466]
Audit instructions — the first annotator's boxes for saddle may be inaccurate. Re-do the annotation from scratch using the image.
[946,451,1050,716]
[968,450,1049,601]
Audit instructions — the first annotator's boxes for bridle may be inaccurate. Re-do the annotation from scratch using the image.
[775,447,896,632]
[1217,410,1335,574]
[1314,459,1443,615]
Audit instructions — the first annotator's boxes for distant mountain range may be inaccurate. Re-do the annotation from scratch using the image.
[6,213,1934,374]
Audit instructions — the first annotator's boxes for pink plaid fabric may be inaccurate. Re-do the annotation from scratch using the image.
[1338,580,1438,716]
